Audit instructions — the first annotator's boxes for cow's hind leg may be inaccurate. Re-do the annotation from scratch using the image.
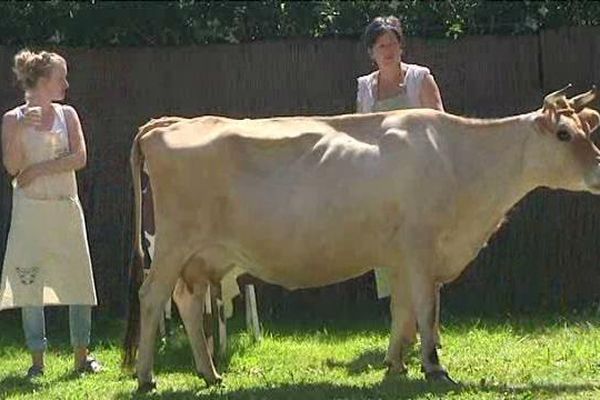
[136,260,181,392]
[385,269,416,375]
[433,284,442,349]
[173,269,222,386]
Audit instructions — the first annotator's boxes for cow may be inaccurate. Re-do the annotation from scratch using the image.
[123,85,600,392]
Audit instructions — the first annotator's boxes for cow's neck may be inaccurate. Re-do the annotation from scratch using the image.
[436,112,539,278]
[451,112,539,213]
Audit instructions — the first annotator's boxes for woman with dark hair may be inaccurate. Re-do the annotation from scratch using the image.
[356,16,445,365]
[356,16,444,113]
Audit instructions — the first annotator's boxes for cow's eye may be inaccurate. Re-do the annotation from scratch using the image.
[556,130,572,142]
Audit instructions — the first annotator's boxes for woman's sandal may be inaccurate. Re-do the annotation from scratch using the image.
[76,356,102,374]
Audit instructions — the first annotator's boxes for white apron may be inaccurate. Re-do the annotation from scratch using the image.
[0,104,97,310]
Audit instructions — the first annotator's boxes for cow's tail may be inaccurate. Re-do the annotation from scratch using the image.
[122,125,147,370]
[122,117,186,369]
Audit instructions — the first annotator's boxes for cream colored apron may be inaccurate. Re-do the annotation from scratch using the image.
[0,104,97,310]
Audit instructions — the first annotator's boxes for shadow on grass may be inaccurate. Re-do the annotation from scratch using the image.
[0,369,84,398]
[0,375,44,398]
[111,376,600,400]
[325,348,387,375]
[325,347,424,377]
[150,324,259,375]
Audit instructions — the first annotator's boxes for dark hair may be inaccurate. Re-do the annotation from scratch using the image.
[364,16,405,52]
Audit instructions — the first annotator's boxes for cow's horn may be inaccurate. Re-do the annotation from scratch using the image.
[543,83,573,110]
[569,85,599,112]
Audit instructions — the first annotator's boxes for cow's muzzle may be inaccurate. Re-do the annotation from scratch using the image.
[584,163,600,193]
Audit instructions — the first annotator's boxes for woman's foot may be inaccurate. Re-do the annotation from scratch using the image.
[25,364,44,379]
[76,355,102,374]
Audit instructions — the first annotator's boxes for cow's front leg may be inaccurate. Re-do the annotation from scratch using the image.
[410,272,455,384]
[385,269,416,375]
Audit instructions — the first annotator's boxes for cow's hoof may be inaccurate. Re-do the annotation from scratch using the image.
[137,380,157,393]
[202,373,223,387]
[425,370,457,385]
[385,364,408,376]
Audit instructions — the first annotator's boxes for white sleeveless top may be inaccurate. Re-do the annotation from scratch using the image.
[356,63,431,113]
[14,103,78,199]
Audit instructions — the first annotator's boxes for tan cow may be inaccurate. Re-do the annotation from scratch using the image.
[123,86,600,392]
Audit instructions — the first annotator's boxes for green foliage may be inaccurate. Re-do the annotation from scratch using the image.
[1,1,599,47]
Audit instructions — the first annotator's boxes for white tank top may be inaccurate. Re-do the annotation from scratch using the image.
[14,103,78,199]
[356,63,431,113]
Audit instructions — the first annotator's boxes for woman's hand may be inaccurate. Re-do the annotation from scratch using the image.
[15,164,43,188]
[21,106,42,129]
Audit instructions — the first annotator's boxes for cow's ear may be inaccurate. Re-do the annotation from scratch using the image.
[578,109,600,135]
[534,111,555,134]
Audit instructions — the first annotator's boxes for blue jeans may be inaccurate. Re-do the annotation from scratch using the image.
[21,305,92,352]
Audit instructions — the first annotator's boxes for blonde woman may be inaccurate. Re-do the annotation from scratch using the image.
[0,49,100,378]
[356,16,445,353]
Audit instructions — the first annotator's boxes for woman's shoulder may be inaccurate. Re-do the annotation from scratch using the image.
[356,70,378,85]
[52,103,79,120]
[3,104,26,119]
[52,102,75,112]
[404,63,431,77]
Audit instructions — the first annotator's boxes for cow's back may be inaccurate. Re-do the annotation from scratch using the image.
[139,112,455,288]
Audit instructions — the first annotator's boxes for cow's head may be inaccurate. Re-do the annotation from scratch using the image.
[531,84,600,193]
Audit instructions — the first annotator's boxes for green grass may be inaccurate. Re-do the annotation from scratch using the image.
[1,310,600,399]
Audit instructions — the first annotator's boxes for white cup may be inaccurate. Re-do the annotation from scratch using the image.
[24,105,42,129]
[26,105,42,117]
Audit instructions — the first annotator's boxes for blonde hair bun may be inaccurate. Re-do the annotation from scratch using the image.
[13,49,65,90]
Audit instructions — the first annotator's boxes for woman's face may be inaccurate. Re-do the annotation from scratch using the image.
[37,62,69,101]
[370,30,402,69]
